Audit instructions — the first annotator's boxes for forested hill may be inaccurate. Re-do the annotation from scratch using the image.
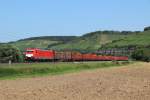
[6,29,149,52]
[18,36,77,42]
[7,31,140,51]
[101,30,150,49]
[48,31,138,51]
[8,36,77,51]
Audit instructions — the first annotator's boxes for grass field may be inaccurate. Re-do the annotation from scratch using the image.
[0,61,131,79]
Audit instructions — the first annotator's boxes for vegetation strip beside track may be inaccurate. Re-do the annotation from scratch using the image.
[0,61,131,80]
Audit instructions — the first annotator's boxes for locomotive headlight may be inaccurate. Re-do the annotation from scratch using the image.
[26,54,33,57]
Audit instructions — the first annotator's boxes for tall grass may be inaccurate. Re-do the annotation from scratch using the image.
[0,61,131,79]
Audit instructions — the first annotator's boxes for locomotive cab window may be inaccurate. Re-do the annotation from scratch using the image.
[26,50,34,53]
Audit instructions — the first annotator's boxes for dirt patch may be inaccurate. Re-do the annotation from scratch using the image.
[0,62,150,100]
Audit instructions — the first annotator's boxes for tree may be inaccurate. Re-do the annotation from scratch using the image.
[0,44,23,63]
[132,48,150,62]
[144,26,150,31]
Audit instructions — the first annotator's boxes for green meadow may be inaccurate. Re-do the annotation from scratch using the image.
[0,61,131,80]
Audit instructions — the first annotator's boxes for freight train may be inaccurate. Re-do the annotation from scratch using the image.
[24,48,128,61]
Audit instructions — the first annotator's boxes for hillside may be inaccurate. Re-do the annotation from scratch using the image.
[48,31,137,51]
[102,30,150,49]
[7,31,140,52]
[9,36,77,51]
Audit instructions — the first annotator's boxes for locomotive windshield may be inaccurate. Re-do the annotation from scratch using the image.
[26,50,34,53]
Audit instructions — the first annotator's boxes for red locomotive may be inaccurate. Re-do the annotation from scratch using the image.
[25,48,55,61]
[24,48,128,61]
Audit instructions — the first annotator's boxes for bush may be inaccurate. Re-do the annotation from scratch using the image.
[132,48,150,62]
[0,44,23,63]
[144,26,150,31]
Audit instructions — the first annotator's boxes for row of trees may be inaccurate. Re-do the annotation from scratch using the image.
[132,48,150,62]
[0,44,23,63]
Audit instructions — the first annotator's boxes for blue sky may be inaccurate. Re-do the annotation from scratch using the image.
[0,0,150,42]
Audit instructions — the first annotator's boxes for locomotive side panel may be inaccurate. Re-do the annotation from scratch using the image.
[35,50,54,60]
